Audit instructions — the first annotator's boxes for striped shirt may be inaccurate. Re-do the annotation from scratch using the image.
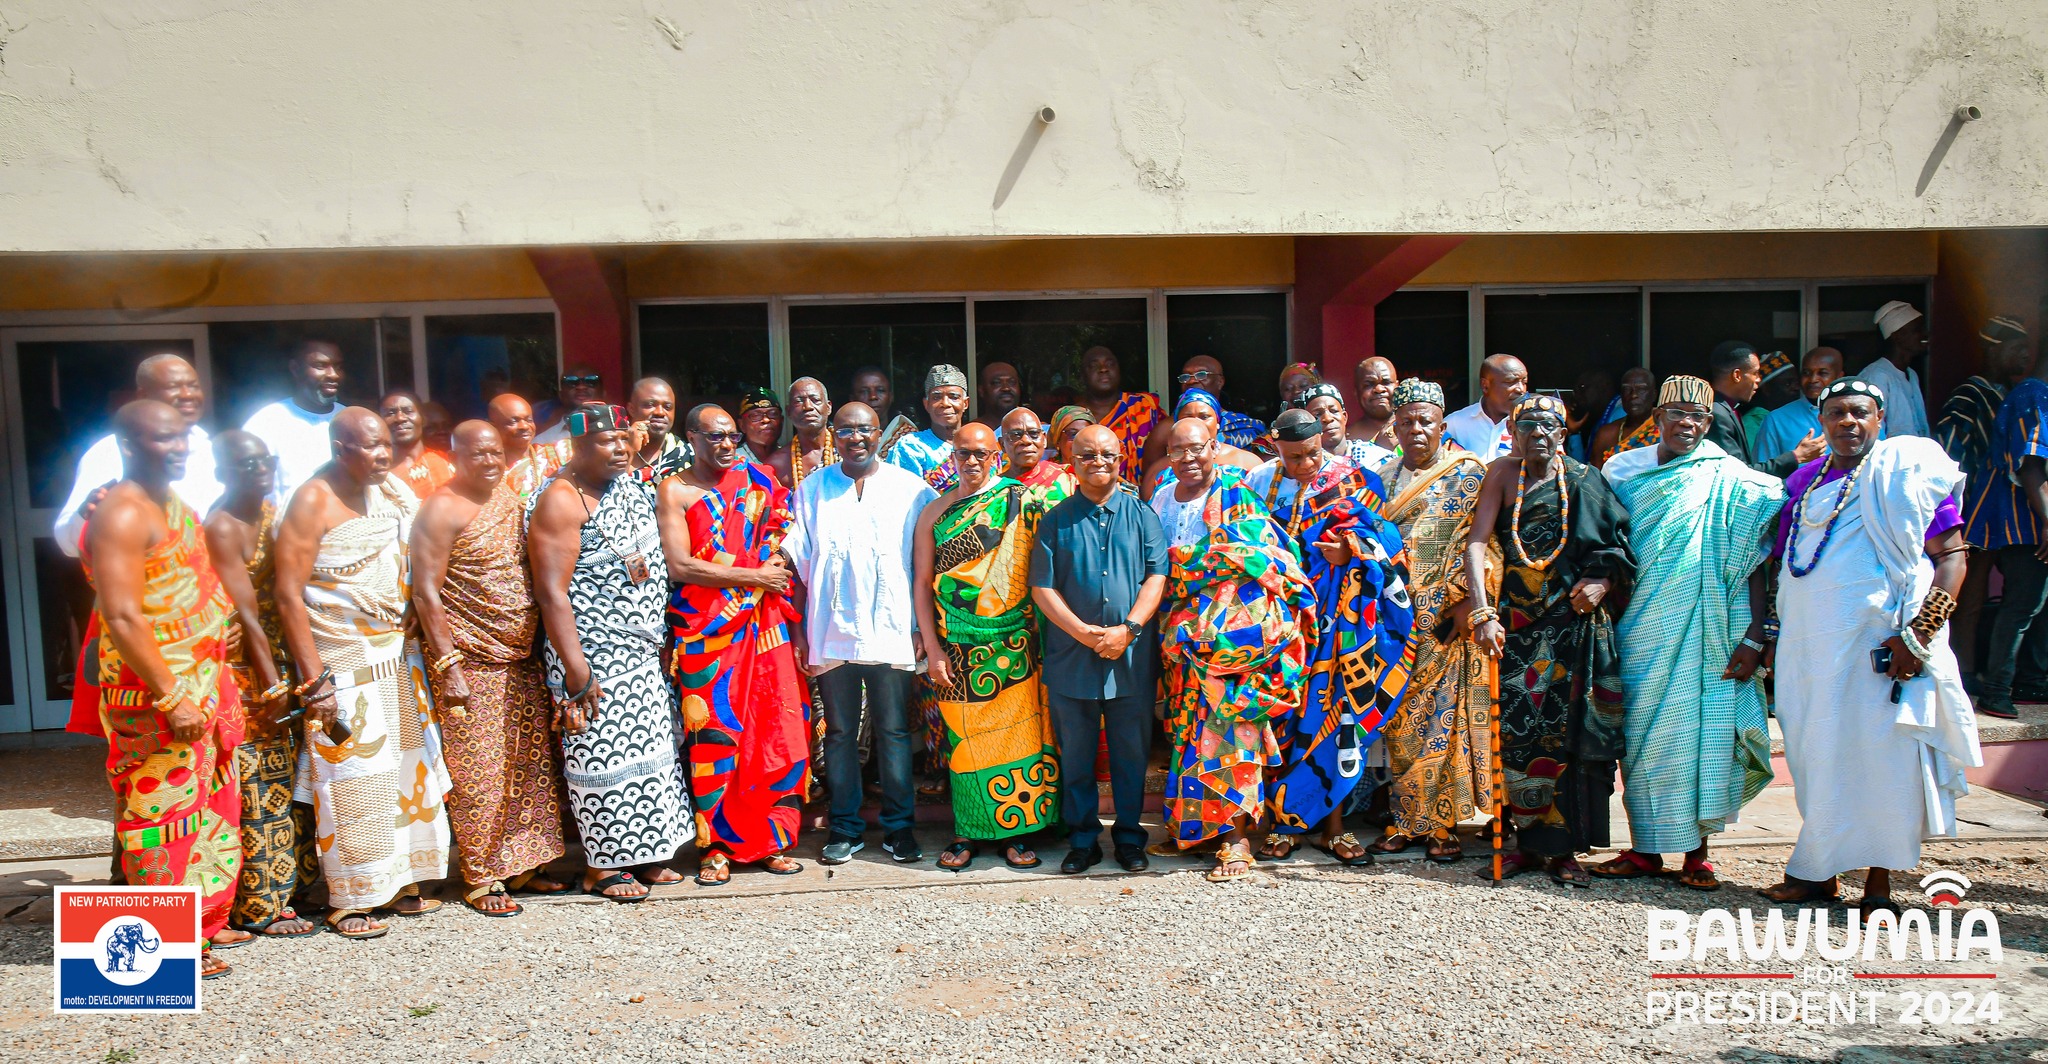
[1963,376,2048,549]
[1934,375,2006,480]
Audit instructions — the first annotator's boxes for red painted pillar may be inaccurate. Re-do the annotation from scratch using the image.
[527,247,630,403]
[1294,235,1468,408]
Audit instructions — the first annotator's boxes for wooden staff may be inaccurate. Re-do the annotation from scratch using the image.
[1489,655,1504,887]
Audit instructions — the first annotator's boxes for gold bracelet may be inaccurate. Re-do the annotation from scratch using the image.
[1467,606,1499,626]
[151,678,192,714]
[430,650,465,675]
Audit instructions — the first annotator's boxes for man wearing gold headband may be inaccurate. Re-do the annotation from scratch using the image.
[1593,376,1783,890]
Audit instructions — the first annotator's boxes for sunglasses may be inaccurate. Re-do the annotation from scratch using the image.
[560,374,602,386]
[1007,425,1046,439]
[694,431,744,445]
[954,448,998,463]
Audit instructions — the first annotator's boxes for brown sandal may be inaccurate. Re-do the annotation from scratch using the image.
[1676,857,1721,892]
[1590,850,1664,879]
[1256,833,1298,861]
[1760,877,1839,905]
[1207,841,1255,882]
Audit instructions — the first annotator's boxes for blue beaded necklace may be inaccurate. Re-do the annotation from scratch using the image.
[1785,454,1865,578]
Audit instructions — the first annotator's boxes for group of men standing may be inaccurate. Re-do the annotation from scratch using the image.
[62,306,2004,977]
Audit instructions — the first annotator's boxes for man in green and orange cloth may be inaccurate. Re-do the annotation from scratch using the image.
[996,406,1075,496]
[658,404,810,886]
[1150,417,1317,883]
[77,400,250,977]
[913,422,1064,870]
[1592,376,1782,891]
[1462,393,1633,887]
[1249,409,1413,867]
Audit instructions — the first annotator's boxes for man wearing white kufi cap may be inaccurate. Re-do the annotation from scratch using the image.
[1855,300,1930,438]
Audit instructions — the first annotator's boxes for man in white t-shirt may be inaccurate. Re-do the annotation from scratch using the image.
[53,353,223,557]
[1444,354,1529,461]
[241,339,343,503]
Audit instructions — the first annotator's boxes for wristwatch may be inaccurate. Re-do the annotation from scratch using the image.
[1121,619,1144,638]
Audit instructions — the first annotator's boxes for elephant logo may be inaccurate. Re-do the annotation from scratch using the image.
[96,919,162,984]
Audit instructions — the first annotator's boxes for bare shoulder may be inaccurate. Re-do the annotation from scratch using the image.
[202,508,248,552]
[915,490,956,531]
[89,482,163,545]
[530,477,589,531]
[413,490,478,540]
[278,475,342,537]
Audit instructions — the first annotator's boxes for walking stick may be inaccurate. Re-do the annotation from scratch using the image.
[1489,655,1504,887]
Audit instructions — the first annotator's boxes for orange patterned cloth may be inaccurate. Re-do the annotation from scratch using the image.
[1102,392,1166,483]
[506,438,574,501]
[76,494,243,941]
[401,450,456,499]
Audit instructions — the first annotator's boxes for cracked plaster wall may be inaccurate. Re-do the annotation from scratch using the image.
[0,0,2043,252]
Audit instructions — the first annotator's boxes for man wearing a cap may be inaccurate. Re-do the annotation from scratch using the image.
[1753,348,1846,478]
[887,364,969,492]
[1593,376,1784,890]
[1742,352,1801,445]
[1857,300,1931,438]
[1962,322,2048,720]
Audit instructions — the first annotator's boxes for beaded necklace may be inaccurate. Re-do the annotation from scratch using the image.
[1509,457,1569,570]
[791,431,836,490]
[1785,453,1864,578]
[1264,454,1329,541]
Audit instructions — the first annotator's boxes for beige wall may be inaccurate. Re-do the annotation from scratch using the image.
[1,2,2043,252]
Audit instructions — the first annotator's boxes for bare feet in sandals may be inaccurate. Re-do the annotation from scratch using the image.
[638,863,685,886]
[1760,876,1840,904]
[1003,842,1039,869]
[256,909,319,937]
[386,893,442,917]
[695,853,732,886]
[584,869,650,901]
[210,927,254,949]
[201,949,230,979]
[759,852,803,875]
[1257,833,1298,861]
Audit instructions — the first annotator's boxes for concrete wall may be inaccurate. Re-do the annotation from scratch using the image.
[1,1,2043,252]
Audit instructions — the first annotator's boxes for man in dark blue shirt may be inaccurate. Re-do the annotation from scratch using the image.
[1030,424,1169,873]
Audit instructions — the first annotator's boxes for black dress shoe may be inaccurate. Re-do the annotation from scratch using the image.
[1060,845,1103,874]
[1114,845,1149,872]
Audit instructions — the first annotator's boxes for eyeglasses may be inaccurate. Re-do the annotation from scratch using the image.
[1072,450,1117,463]
[1167,445,1211,461]
[954,449,998,463]
[1661,408,1712,425]
[694,431,744,445]
[1175,370,1217,385]
[560,374,602,387]
[1007,425,1045,439]
[833,425,879,439]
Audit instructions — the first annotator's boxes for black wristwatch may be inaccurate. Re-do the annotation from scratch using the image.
[1121,619,1144,638]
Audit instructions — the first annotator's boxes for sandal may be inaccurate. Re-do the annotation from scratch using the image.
[201,948,230,980]
[1369,832,1418,855]
[385,892,442,918]
[938,841,977,872]
[760,853,804,876]
[249,908,320,938]
[1312,832,1375,867]
[463,882,523,917]
[507,870,578,896]
[1547,855,1592,888]
[1206,841,1255,883]
[1425,836,1463,864]
[1475,851,1541,882]
[1256,833,1298,861]
[1856,895,1901,918]
[207,928,253,951]
[326,909,390,940]
[584,870,649,903]
[637,864,685,886]
[1003,843,1040,870]
[1676,857,1721,892]
[1590,850,1665,880]
[1760,877,1840,905]
[695,853,732,887]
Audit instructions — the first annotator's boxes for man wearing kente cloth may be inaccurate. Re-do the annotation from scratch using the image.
[1249,410,1412,867]
[489,393,575,501]
[996,406,1075,495]
[1369,380,1498,863]
[204,430,319,940]
[411,420,569,916]
[659,404,809,886]
[79,400,248,977]
[914,423,1063,871]
[1151,417,1316,883]
[1079,345,1166,483]
[1593,377,1782,892]
[1463,394,1632,887]
[274,408,453,939]
[1593,367,1659,467]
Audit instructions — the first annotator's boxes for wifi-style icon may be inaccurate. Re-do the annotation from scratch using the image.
[1919,870,1972,907]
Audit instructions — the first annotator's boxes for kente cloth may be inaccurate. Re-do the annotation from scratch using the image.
[1600,416,1659,465]
[877,415,922,460]
[400,450,455,499]
[1776,437,1982,881]
[77,493,243,941]
[1159,468,1317,846]
[930,478,1063,841]
[1102,392,1167,483]
[430,483,565,884]
[291,475,452,911]
[224,501,315,929]
[1604,442,1782,853]
[667,463,809,862]
[1217,408,1267,452]
[1260,459,1416,833]
[997,458,1076,497]
[1375,450,1497,841]
[1491,457,1632,857]
[535,474,695,869]
[886,429,957,491]
[506,438,574,501]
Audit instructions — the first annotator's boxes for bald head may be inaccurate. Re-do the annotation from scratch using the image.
[116,399,182,443]
[1165,416,1218,490]
[1479,354,1530,418]
[114,399,190,486]
[446,420,506,492]
[134,353,204,426]
[487,393,536,453]
[330,406,384,445]
[451,419,499,450]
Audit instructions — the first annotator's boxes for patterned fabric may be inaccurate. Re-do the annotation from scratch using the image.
[1103,392,1167,483]
[668,463,810,862]
[1217,408,1267,451]
[1001,459,1077,498]
[1600,416,1659,464]
[1491,458,1631,857]
[1605,442,1782,853]
[292,475,452,911]
[1263,459,1415,833]
[631,432,693,486]
[77,494,243,941]
[1657,375,1714,409]
[1964,376,2048,550]
[536,474,695,869]
[400,450,455,499]
[431,483,565,885]
[931,479,1062,840]
[887,429,957,491]
[1375,450,1496,841]
[507,438,575,501]
[1160,469,1316,846]
[1935,375,2006,479]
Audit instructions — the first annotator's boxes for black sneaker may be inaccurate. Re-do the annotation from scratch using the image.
[1977,697,2020,720]
[883,830,924,863]
[819,835,865,865]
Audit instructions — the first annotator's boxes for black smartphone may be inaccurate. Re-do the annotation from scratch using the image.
[1870,647,1893,673]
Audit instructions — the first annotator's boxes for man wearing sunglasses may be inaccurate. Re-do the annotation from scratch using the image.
[1175,355,1265,452]
[997,407,1074,494]
[533,365,606,445]
[57,352,226,558]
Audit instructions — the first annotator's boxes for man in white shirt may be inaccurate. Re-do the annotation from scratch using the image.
[783,401,938,867]
[1857,300,1932,438]
[241,339,343,503]
[1444,354,1528,460]
[53,353,223,557]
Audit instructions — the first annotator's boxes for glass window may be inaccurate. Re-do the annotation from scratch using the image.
[425,313,558,422]
[32,537,86,702]
[637,303,772,416]
[972,297,1148,417]
[1166,292,1289,424]
[1484,291,1641,400]
[1649,290,1802,384]
[1820,282,1930,376]
[209,319,380,432]
[0,557,12,706]
[380,317,415,396]
[789,302,967,426]
[1376,290,1474,406]
[15,337,199,511]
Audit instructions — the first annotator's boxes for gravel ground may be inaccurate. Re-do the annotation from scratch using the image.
[3,838,2044,1063]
